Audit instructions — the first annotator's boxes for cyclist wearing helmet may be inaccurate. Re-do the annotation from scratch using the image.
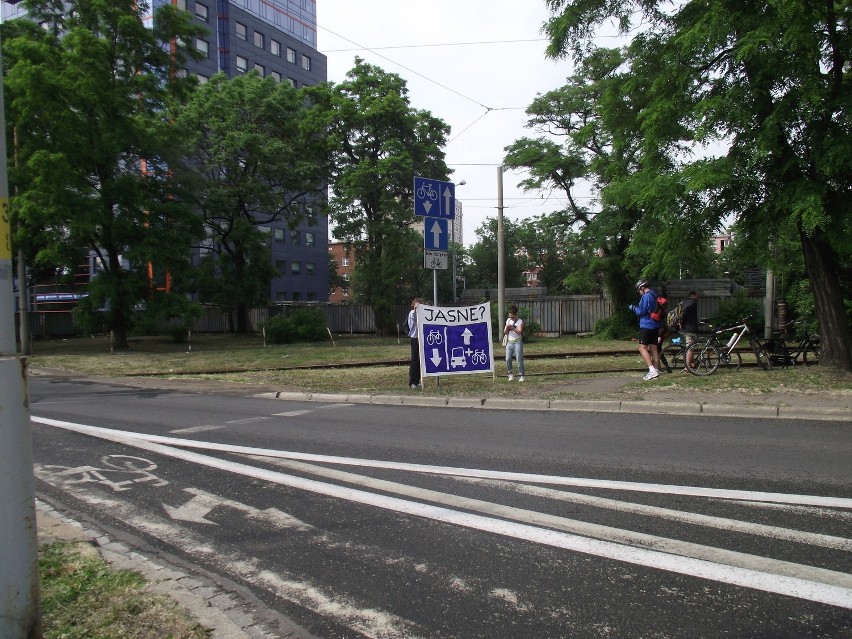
[629,280,662,380]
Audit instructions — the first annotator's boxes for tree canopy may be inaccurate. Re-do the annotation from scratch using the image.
[176,72,330,332]
[304,58,450,333]
[4,0,206,347]
[541,0,851,368]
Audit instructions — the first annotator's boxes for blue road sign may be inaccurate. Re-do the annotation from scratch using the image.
[416,303,494,377]
[424,218,449,251]
[414,176,455,219]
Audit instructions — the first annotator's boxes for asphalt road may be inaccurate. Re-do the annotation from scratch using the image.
[29,376,852,638]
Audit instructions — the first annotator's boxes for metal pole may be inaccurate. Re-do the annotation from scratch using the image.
[0,42,41,639]
[451,217,456,303]
[433,269,438,307]
[764,268,776,339]
[497,166,505,327]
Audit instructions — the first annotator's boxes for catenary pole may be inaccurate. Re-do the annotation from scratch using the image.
[496,166,505,326]
[0,41,41,639]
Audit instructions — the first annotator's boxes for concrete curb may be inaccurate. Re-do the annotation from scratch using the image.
[35,500,318,639]
[254,392,851,421]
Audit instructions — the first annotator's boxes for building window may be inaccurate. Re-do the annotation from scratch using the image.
[271,39,281,56]
[286,78,296,87]
[235,22,247,40]
[255,63,265,76]
[343,273,349,281]
[292,292,301,301]
[301,55,311,71]
[175,0,186,9]
[195,3,208,21]
[274,229,284,243]
[342,256,349,267]
[307,292,316,301]
[286,48,296,63]
[276,291,286,301]
[305,232,315,247]
[291,262,301,275]
[236,55,248,73]
[195,39,209,57]
[270,70,281,83]
[197,74,209,84]
[342,287,350,297]
[275,260,285,273]
[306,262,315,275]
[291,231,300,245]
[253,31,264,49]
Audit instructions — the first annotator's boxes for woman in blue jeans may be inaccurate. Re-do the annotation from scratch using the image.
[503,305,525,381]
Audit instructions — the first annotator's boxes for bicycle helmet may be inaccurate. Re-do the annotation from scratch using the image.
[635,279,648,291]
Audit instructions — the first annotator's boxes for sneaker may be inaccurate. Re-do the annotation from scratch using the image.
[642,370,660,381]
[518,376,525,382]
[410,383,420,389]
[508,374,514,381]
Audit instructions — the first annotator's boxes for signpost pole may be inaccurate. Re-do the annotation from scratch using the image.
[0,44,40,639]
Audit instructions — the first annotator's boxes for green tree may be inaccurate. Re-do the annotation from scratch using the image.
[176,72,330,333]
[4,0,205,348]
[515,212,595,294]
[304,58,450,334]
[504,46,713,314]
[465,218,525,290]
[543,0,852,370]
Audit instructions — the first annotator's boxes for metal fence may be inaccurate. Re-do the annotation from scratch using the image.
[14,279,746,339]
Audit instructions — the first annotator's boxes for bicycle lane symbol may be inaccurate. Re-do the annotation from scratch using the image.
[34,455,169,492]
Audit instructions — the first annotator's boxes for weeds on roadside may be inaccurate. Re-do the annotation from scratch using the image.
[40,542,209,639]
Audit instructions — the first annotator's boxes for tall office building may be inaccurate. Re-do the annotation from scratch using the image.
[2,0,331,302]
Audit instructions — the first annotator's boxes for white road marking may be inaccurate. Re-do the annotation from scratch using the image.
[273,410,313,417]
[32,417,852,609]
[164,487,313,531]
[457,477,852,551]
[169,425,226,434]
[33,468,425,639]
[32,417,852,509]
[225,416,271,424]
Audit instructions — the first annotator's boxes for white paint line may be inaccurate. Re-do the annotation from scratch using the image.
[316,403,352,410]
[252,457,852,590]
[273,410,313,417]
[169,425,226,435]
[34,468,425,639]
[456,477,852,552]
[31,416,852,509]
[225,416,271,424]
[33,417,852,609]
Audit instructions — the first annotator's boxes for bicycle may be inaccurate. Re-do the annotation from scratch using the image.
[686,317,772,376]
[763,320,820,367]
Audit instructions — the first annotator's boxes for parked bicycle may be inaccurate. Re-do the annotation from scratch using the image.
[763,320,821,367]
[686,317,772,376]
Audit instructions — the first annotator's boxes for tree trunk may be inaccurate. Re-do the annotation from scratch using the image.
[235,304,249,334]
[799,225,852,372]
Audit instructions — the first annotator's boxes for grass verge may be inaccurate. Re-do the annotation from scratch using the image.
[40,542,208,639]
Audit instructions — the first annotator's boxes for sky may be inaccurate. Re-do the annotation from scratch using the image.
[315,1,577,248]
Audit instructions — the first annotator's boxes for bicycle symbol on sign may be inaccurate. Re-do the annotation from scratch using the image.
[471,349,487,365]
[426,329,443,345]
[417,182,438,201]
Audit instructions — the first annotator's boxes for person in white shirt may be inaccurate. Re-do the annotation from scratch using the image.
[503,305,525,382]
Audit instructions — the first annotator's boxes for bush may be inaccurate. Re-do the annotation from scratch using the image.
[264,308,328,344]
[713,290,763,330]
[594,311,635,340]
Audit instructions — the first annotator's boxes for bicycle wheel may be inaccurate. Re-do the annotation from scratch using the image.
[803,339,820,366]
[751,340,772,370]
[687,341,720,376]
[768,340,791,368]
[662,344,686,370]
[720,350,742,370]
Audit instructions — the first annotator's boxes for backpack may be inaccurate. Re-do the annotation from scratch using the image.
[666,301,684,330]
[649,296,667,322]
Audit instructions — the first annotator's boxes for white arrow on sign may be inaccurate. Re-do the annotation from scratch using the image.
[422,200,433,215]
[442,186,452,216]
[430,348,442,367]
[164,487,313,531]
[461,328,473,345]
[429,219,443,248]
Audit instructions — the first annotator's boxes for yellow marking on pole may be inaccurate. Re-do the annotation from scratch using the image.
[0,198,10,260]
